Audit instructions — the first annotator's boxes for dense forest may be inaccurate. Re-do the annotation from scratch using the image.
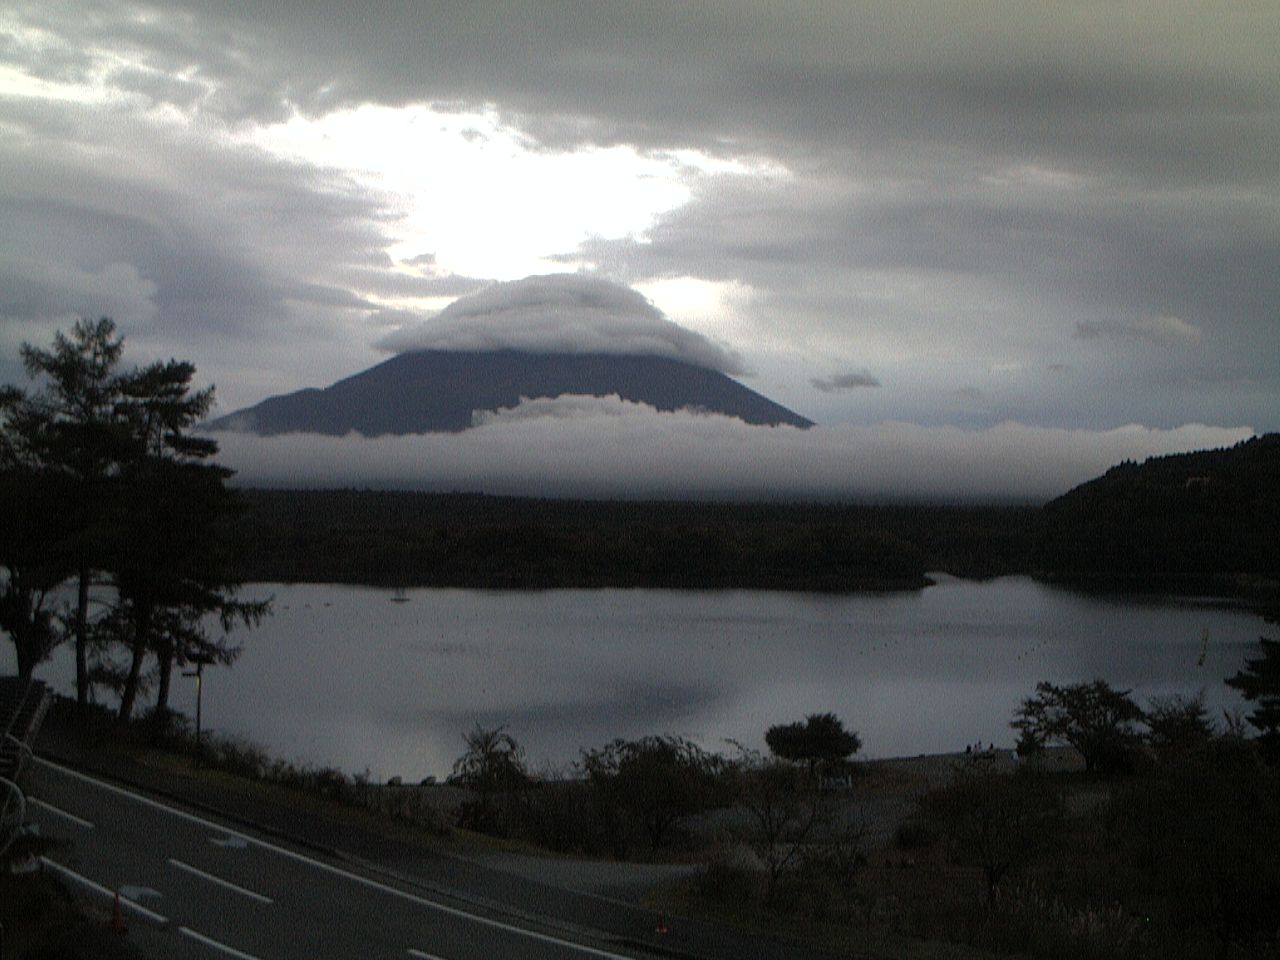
[225,433,1278,596]
[1035,434,1279,594]
[225,492,1041,591]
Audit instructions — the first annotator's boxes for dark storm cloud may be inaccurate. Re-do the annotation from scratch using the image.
[2,0,1276,443]
[17,3,1276,177]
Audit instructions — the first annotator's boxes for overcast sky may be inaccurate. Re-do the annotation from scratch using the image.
[1,2,1275,499]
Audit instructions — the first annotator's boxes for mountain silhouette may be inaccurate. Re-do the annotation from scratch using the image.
[204,350,813,436]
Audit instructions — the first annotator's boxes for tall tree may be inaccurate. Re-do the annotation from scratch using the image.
[15,319,134,704]
[0,386,79,682]
[3,318,267,719]
[0,464,74,682]
[1226,632,1280,760]
[109,359,267,722]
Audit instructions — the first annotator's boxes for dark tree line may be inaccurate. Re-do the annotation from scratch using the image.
[0,319,267,720]
[223,490,1044,591]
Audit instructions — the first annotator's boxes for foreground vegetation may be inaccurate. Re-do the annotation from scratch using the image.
[17,629,1280,960]
[428,628,1280,959]
[89,640,1280,959]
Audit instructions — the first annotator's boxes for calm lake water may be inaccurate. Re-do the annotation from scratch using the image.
[14,576,1267,781]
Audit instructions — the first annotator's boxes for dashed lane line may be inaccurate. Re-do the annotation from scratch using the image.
[39,857,170,925]
[169,857,274,904]
[30,797,95,829]
[179,925,265,960]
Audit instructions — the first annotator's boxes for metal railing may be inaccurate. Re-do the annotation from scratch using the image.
[0,774,25,859]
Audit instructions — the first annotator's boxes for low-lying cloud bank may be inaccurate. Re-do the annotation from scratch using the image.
[211,396,1252,503]
[375,274,744,374]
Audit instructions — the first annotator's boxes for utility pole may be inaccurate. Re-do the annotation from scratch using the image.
[182,653,217,763]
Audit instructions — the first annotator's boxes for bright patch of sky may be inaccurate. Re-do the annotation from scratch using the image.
[243,104,781,285]
[635,275,758,346]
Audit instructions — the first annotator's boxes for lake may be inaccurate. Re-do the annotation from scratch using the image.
[12,576,1268,781]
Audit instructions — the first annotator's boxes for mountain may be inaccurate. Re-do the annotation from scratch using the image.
[203,350,813,435]
[1034,433,1279,590]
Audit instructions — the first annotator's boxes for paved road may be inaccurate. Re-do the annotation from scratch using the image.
[27,758,662,960]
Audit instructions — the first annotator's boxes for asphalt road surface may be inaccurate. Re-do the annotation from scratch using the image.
[26,758,665,960]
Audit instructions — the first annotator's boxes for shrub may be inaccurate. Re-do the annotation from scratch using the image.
[1109,735,1280,948]
[919,762,1064,905]
[1012,680,1145,775]
[1226,635,1280,760]
[1144,691,1215,762]
[893,818,940,851]
[582,735,724,857]
[764,713,861,776]
[449,724,530,835]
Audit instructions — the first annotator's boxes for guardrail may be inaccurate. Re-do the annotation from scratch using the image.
[0,774,26,858]
[0,678,51,858]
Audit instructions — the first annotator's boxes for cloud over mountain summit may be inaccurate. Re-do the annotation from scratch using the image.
[375,274,744,374]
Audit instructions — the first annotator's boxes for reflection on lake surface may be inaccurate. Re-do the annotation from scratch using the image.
[18,576,1266,781]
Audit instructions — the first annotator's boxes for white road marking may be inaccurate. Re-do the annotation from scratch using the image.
[39,857,170,925]
[30,797,95,829]
[179,925,265,960]
[35,758,636,960]
[211,834,250,849]
[169,857,274,904]
[407,950,449,960]
[120,884,163,901]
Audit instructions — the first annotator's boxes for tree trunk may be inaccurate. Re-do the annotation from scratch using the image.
[15,634,35,686]
[154,640,174,716]
[117,603,151,723]
[75,564,89,707]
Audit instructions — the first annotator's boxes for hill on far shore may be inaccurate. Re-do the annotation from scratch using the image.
[1035,433,1279,591]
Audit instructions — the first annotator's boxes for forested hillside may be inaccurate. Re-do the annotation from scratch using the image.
[1035,433,1279,591]
[221,435,1276,595]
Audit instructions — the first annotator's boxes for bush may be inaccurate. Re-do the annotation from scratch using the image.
[1012,680,1145,775]
[582,735,725,857]
[974,882,1149,960]
[693,847,768,908]
[1144,691,1214,763]
[919,762,1064,905]
[892,818,940,851]
[764,713,861,776]
[1226,635,1280,760]
[449,725,530,835]
[1109,735,1280,949]
[517,778,602,854]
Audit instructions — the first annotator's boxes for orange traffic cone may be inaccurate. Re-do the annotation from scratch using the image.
[110,890,127,934]
[655,915,669,935]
